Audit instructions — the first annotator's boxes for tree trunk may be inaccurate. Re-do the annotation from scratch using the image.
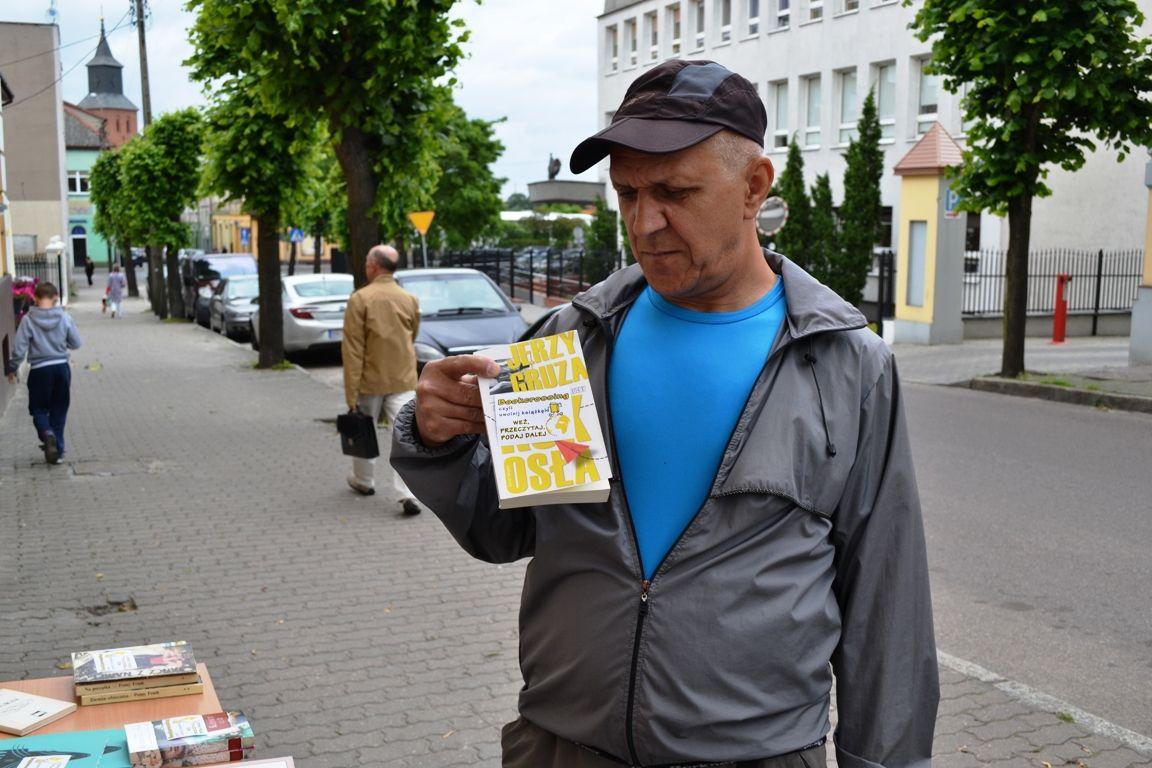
[147,245,167,319]
[333,125,380,288]
[313,232,322,274]
[288,240,297,276]
[1000,194,1033,378]
[165,243,185,319]
[255,211,285,368]
[123,244,140,297]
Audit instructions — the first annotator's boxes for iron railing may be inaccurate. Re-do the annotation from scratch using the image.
[438,248,627,303]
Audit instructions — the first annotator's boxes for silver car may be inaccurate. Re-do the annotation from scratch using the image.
[208,275,260,340]
[249,273,355,353]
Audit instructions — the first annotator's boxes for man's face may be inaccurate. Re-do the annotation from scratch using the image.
[610,138,762,305]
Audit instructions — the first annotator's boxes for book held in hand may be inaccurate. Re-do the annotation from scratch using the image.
[124,712,253,768]
[477,330,612,509]
[72,642,197,686]
[0,689,77,736]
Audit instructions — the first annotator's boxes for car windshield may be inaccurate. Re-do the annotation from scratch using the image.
[292,279,353,298]
[227,280,260,299]
[399,274,508,315]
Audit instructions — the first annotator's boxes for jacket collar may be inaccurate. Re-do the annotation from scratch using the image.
[572,249,866,339]
[370,273,398,286]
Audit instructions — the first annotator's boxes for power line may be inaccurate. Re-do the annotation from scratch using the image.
[0,31,103,69]
[5,8,132,112]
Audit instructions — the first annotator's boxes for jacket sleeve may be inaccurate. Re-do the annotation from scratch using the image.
[341,293,365,409]
[830,354,938,768]
[5,321,31,375]
[66,315,82,350]
[390,399,536,564]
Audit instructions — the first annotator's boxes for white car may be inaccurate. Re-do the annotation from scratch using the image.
[249,273,355,353]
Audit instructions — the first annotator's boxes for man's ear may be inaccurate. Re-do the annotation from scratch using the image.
[744,156,775,220]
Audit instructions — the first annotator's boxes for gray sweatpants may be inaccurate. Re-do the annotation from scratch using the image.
[352,391,415,498]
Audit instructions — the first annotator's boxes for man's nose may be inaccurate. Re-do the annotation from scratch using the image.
[629,192,667,238]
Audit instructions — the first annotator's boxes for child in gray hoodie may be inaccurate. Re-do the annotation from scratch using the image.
[4,282,82,464]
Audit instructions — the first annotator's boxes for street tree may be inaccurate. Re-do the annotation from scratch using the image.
[585,196,619,283]
[431,107,506,252]
[837,89,883,306]
[909,0,1152,377]
[771,138,813,270]
[201,81,315,368]
[186,0,470,286]
[89,148,139,297]
[283,140,346,275]
[809,174,837,290]
[504,192,532,211]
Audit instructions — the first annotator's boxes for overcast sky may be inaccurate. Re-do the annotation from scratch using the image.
[1,0,602,197]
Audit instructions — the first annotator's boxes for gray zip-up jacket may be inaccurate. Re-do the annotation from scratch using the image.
[392,251,938,767]
[5,306,82,375]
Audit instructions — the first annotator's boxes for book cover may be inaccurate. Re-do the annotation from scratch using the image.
[124,712,252,768]
[79,681,203,707]
[477,329,612,509]
[0,728,131,768]
[135,746,252,768]
[0,689,77,737]
[74,673,200,696]
[71,643,196,686]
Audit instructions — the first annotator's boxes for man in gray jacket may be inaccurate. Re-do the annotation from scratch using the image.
[392,60,937,768]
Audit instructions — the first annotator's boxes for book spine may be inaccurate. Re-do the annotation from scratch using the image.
[75,673,200,693]
[79,681,204,706]
[131,746,251,768]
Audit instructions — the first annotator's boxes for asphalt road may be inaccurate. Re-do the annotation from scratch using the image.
[906,382,1152,736]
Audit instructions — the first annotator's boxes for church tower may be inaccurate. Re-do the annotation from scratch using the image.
[77,20,138,148]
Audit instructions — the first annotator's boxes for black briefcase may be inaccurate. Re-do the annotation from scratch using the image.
[337,408,379,459]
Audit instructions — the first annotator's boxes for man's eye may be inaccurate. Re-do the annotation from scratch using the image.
[616,190,637,200]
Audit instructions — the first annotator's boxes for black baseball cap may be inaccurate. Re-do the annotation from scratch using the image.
[569,59,767,174]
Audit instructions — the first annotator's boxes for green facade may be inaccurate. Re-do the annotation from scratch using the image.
[66,147,111,265]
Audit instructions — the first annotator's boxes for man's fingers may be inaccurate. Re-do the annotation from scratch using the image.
[429,354,500,380]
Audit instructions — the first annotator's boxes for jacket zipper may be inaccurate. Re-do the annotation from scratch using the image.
[625,579,650,765]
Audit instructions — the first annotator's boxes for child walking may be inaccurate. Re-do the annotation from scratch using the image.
[105,264,127,318]
[4,282,82,464]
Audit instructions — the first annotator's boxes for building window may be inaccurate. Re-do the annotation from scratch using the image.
[809,0,824,21]
[692,0,706,48]
[965,212,982,251]
[907,220,927,307]
[747,0,761,34]
[916,58,940,135]
[803,75,821,148]
[719,0,733,41]
[771,80,789,149]
[837,69,858,144]
[646,12,659,60]
[775,0,791,27]
[839,0,859,10]
[607,26,619,72]
[626,19,639,66]
[66,171,90,194]
[669,3,682,53]
[878,206,893,248]
[876,62,896,140]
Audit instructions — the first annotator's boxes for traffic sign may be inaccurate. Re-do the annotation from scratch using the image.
[944,187,963,219]
[289,227,304,243]
[408,211,435,236]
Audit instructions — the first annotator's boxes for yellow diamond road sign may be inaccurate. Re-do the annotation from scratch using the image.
[408,211,435,236]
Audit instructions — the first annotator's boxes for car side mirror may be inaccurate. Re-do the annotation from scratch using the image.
[250,297,259,305]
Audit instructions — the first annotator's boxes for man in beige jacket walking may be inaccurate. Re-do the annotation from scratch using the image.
[342,245,421,515]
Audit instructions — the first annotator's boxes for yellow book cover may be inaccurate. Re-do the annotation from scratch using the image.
[477,329,612,509]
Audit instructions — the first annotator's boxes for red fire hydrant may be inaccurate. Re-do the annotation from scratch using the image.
[1052,273,1071,344]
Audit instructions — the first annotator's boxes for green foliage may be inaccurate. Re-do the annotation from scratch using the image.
[281,130,347,249]
[89,149,129,245]
[836,89,884,306]
[584,196,618,282]
[808,174,836,288]
[908,0,1152,213]
[489,216,583,250]
[504,192,531,210]
[537,203,584,214]
[771,138,813,270]
[430,107,506,250]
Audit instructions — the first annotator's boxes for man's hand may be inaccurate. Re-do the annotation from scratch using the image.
[414,354,500,447]
[5,372,15,385]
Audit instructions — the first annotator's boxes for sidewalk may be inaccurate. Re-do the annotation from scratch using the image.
[2,288,1150,767]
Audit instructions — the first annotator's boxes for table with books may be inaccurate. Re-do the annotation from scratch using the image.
[0,641,294,768]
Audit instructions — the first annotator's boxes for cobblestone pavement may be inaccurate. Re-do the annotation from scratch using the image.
[2,290,1150,767]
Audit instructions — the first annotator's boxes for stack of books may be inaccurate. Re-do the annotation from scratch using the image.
[71,641,202,706]
[125,712,254,767]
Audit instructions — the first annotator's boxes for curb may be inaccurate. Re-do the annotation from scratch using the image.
[968,377,1152,414]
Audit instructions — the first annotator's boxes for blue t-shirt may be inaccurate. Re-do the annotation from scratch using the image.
[609,280,787,580]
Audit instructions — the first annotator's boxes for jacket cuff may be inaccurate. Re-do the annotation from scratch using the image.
[835,742,931,768]
[392,399,477,458]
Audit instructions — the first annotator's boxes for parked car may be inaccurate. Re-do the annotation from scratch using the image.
[181,253,257,325]
[394,268,528,369]
[249,273,355,353]
[208,275,260,340]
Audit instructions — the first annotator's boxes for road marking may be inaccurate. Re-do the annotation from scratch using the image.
[938,650,1152,756]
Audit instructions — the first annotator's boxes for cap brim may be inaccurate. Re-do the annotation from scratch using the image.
[569,117,724,174]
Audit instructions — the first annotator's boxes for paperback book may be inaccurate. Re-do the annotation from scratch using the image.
[0,689,77,736]
[78,680,203,707]
[477,329,611,509]
[124,712,252,768]
[0,728,131,768]
[72,643,196,686]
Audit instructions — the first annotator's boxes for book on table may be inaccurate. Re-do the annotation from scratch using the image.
[0,688,77,736]
[124,711,253,768]
[0,727,131,768]
[71,642,201,706]
[477,329,612,509]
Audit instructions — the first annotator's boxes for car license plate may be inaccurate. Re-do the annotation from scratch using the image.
[327,329,342,340]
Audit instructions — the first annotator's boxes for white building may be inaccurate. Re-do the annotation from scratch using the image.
[595,0,1149,253]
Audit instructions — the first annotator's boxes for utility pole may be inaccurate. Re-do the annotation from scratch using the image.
[133,0,152,127]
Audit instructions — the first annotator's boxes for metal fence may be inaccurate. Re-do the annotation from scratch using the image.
[438,248,627,303]
[13,255,65,287]
[962,248,1143,321]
